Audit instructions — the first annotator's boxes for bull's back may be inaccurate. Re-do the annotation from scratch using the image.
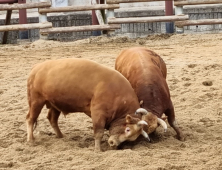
[28,58,138,114]
[115,47,170,116]
[115,47,167,79]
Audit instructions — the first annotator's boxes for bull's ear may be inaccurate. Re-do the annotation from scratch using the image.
[126,115,132,124]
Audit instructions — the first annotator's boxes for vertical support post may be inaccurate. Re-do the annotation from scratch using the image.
[92,0,101,36]
[2,9,12,44]
[175,5,184,33]
[39,0,48,40]
[106,9,115,36]
[18,0,29,39]
[165,1,174,33]
[100,0,107,34]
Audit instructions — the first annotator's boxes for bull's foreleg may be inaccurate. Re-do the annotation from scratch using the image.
[47,107,63,138]
[91,110,106,152]
[94,128,105,152]
[26,100,45,142]
[165,103,185,141]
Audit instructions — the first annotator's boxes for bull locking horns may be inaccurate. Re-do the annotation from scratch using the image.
[135,108,149,115]
[137,120,148,126]
[141,130,150,142]
[157,118,167,132]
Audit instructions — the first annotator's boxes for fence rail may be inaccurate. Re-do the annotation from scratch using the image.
[108,15,189,24]
[0,22,52,32]
[38,4,120,14]
[175,19,222,27]
[40,24,121,34]
[174,0,222,6]
[0,2,51,11]
[106,0,172,4]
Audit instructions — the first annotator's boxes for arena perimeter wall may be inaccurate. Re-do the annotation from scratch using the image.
[0,5,222,44]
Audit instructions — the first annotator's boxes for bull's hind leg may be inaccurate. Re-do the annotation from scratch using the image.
[165,101,185,141]
[47,107,63,138]
[26,99,45,142]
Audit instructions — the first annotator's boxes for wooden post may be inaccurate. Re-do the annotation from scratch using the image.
[18,0,29,39]
[92,0,101,36]
[106,9,115,36]
[100,0,107,34]
[165,1,174,33]
[2,9,12,44]
[39,0,48,40]
[175,6,184,33]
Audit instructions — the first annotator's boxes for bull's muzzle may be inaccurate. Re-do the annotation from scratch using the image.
[108,136,120,148]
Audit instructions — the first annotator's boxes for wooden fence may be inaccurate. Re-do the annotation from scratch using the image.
[0,1,51,43]
[38,0,121,38]
[1,0,222,43]
[174,0,222,33]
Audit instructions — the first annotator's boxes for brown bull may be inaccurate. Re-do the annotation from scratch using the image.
[115,47,184,141]
[26,58,149,151]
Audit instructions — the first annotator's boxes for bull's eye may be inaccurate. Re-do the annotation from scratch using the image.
[125,127,130,133]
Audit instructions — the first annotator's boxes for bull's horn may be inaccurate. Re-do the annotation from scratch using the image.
[137,120,148,126]
[141,130,150,142]
[157,118,167,132]
[135,108,149,115]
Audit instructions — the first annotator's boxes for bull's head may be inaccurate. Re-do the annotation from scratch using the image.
[135,108,167,134]
[108,108,150,148]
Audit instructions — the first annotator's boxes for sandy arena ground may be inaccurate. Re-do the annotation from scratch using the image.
[0,33,222,170]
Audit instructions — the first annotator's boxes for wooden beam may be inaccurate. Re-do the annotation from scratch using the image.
[39,4,119,14]
[106,0,172,4]
[174,0,222,6]
[175,19,222,27]
[2,10,12,44]
[0,22,52,32]
[0,2,51,11]
[108,15,189,24]
[40,24,121,33]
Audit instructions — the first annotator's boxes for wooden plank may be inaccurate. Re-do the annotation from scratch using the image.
[39,4,119,13]
[174,0,222,6]
[95,10,105,25]
[175,19,222,27]
[108,15,189,24]
[0,2,51,11]
[0,22,52,32]
[40,24,121,33]
[2,10,12,44]
[107,0,172,4]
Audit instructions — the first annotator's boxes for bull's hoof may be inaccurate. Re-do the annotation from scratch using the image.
[56,133,64,138]
[27,137,35,143]
[94,148,103,152]
[177,134,185,141]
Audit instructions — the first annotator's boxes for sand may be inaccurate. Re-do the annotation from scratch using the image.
[0,33,222,170]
